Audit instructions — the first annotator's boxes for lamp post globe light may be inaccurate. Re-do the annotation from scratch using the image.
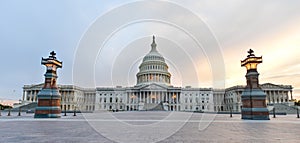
[240,49,269,120]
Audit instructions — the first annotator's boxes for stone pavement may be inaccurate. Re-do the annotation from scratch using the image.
[0,111,299,143]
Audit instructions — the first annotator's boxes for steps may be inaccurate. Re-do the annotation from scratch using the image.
[143,102,164,111]
[270,103,299,114]
[10,102,37,112]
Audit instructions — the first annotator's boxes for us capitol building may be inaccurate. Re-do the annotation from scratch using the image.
[21,36,294,112]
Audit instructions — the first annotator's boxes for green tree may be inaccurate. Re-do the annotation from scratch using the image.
[0,104,12,110]
[295,100,300,106]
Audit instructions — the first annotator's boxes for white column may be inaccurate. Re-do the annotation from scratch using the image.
[147,92,149,103]
[155,92,158,103]
[276,91,279,103]
[286,91,289,102]
[280,91,283,103]
[273,91,276,103]
[142,91,144,102]
[143,91,146,103]
[167,92,170,110]
[134,92,137,104]
[33,91,36,102]
[144,92,146,103]
[268,91,270,103]
[28,91,31,102]
[138,92,140,103]
[148,91,150,103]
[126,92,129,104]
[146,92,148,103]
[152,92,154,103]
[29,91,33,102]
[152,91,156,103]
[32,91,35,102]
[146,75,148,82]
[26,91,29,101]
[176,92,179,103]
[169,92,171,103]
[159,91,162,103]
[165,92,167,102]
[160,74,162,82]
[151,91,153,103]
[158,91,160,103]
[22,91,25,101]
[278,90,280,103]
[176,92,179,111]
[271,91,274,103]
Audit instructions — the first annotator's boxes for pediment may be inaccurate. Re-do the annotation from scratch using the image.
[260,83,291,89]
[260,83,280,89]
[137,83,169,91]
[24,83,44,89]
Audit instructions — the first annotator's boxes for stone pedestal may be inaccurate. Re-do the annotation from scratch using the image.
[34,51,62,118]
[241,49,269,120]
[241,89,269,120]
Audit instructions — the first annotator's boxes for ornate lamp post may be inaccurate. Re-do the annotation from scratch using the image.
[18,99,21,116]
[7,108,11,116]
[230,106,232,118]
[73,106,77,116]
[34,51,62,118]
[297,107,299,118]
[241,49,269,120]
[64,95,67,116]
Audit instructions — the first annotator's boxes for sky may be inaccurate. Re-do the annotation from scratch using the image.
[0,0,300,100]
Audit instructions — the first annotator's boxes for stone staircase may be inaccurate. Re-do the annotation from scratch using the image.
[143,102,164,111]
[269,103,299,114]
[10,102,37,112]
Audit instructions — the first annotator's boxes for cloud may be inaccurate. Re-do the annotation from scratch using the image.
[263,74,300,80]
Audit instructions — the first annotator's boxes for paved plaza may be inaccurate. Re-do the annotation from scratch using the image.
[0,111,299,143]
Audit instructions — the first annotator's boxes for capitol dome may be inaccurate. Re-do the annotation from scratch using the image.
[136,36,171,86]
